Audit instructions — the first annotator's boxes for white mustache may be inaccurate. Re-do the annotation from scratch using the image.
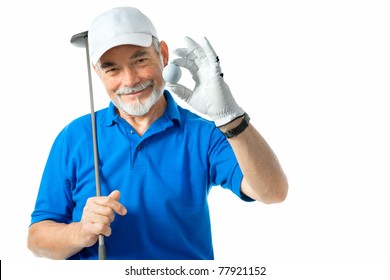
[115,80,153,95]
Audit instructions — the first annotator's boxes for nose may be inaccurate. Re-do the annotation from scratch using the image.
[121,66,141,87]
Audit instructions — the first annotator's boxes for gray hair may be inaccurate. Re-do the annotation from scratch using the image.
[152,37,161,52]
[152,36,164,66]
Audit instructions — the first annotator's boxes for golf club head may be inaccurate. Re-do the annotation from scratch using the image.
[70,31,88,48]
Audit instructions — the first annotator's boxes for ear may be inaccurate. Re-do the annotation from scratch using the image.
[159,40,169,66]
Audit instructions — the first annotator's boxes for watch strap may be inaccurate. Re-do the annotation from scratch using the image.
[223,113,250,138]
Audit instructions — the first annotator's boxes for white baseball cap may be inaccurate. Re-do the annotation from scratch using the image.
[88,7,158,65]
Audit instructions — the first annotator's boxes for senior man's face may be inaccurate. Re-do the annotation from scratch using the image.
[95,42,168,116]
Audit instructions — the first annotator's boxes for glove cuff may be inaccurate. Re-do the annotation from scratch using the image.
[214,106,245,127]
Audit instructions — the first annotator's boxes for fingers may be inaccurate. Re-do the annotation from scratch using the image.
[171,57,198,75]
[108,189,121,200]
[185,36,207,62]
[80,190,127,243]
[184,36,201,49]
[202,37,217,60]
[172,36,221,76]
[202,37,222,75]
[173,36,205,60]
[89,216,113,238]
[106,190,127,216]
[183,36,202,58]
[166,83,193,103]
[172,48,193,59]
[172,37,202,76]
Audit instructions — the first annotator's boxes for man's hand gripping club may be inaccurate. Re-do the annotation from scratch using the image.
[77,190,127,248]
[167,37,245,127]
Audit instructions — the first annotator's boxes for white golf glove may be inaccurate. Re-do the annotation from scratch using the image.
[167,36,244,127]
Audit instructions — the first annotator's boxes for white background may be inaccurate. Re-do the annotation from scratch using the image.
[1,0,389,278]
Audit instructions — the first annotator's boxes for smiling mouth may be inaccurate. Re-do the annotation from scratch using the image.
[116,80,153,96]
[122,90,142,96]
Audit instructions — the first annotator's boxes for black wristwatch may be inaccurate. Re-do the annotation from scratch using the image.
[223,113,250,138]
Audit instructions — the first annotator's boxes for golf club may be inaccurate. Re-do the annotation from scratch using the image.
[70,31,106,260]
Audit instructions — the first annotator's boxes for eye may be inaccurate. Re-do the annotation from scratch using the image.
[135,58,147,64]
[105,68,119,74]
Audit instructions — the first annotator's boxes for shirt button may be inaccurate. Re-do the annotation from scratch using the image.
[130,130,135,134]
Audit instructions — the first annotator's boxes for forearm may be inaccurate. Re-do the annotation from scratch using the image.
[27,220,83,259]
[220,117,288,203]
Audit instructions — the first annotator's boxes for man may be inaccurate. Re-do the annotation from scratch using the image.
[27,6,288,260]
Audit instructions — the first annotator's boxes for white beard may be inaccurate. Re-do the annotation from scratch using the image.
[114,81,165,117]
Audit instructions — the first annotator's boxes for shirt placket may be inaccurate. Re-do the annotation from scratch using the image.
[128,128,147,170]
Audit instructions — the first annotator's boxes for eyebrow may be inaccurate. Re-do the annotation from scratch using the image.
[99,50,150,69]
[131,50,148,59]
[99,62,115,69]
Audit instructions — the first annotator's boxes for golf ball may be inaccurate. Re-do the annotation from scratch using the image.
[163,63,182,84]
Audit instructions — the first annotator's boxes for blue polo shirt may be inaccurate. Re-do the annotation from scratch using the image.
[30,91,248,260]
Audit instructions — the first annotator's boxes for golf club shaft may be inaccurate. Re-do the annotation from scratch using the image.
[83,36,106,260]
